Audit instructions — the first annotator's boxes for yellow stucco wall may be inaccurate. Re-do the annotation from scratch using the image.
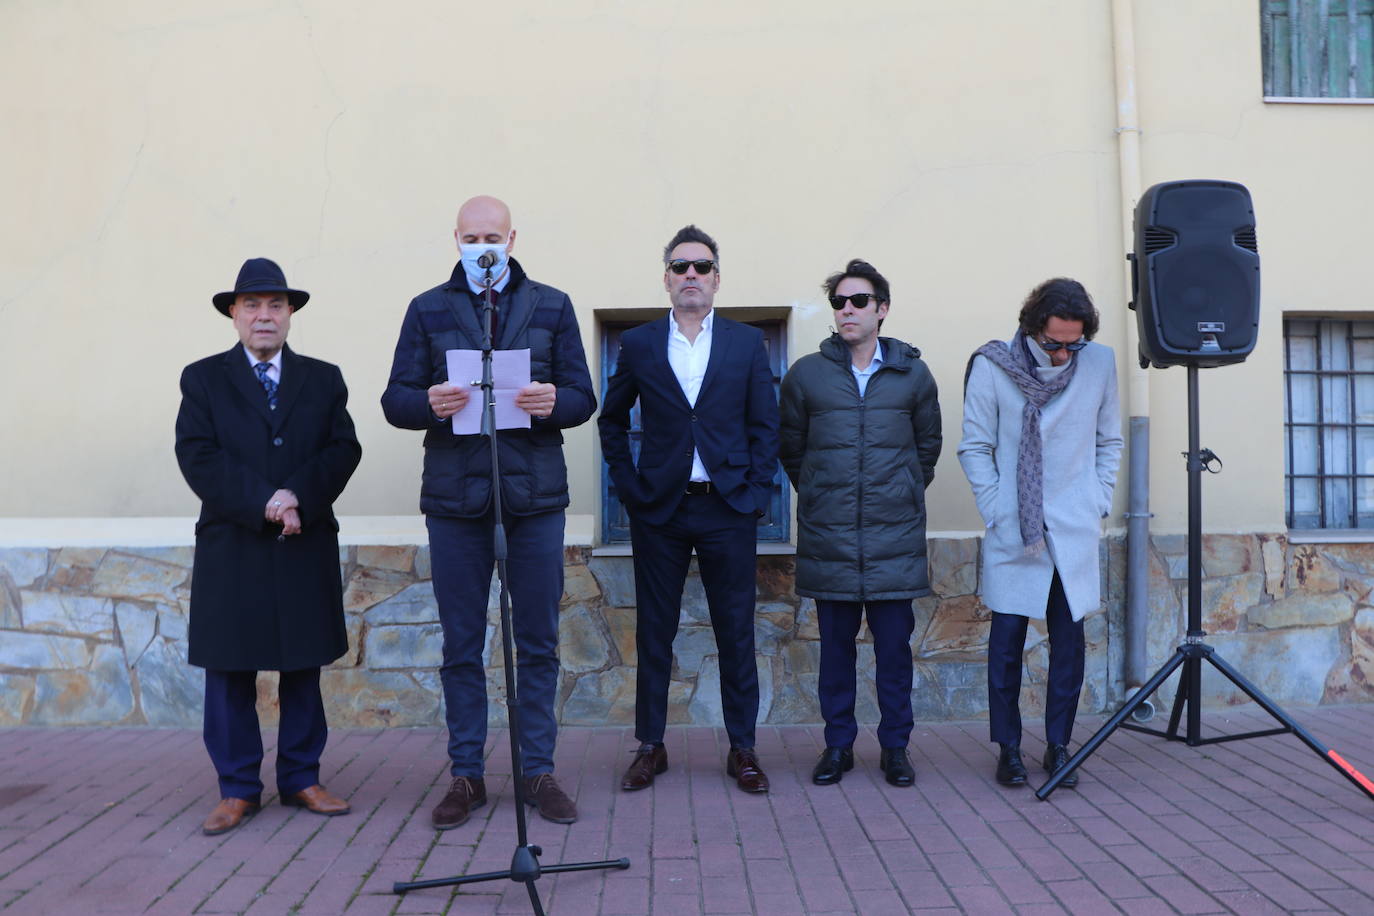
[2,1,1370,537]
[1132,2,1374,532]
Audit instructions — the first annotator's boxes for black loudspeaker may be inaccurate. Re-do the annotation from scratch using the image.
[1128,180,1260,368]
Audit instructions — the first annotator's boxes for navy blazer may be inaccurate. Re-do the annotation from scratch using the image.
[598,313,780,527]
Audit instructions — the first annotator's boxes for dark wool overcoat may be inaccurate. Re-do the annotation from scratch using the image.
[779,335,942,601]
[175,343,361,671]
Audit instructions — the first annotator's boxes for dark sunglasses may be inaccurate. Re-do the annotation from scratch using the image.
[1037,336,1088,352]
[667,259,717,275]
[828,293,884,310]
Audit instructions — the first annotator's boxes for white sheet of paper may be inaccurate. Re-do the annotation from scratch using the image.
[444,349,532,434]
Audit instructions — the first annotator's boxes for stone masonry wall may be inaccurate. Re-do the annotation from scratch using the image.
[1,534,1371,727]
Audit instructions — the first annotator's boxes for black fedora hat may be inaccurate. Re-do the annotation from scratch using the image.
[212,258,310,316]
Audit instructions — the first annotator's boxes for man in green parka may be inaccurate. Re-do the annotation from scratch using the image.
[779,259,941,788]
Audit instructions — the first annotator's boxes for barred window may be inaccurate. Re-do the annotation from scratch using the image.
[1262,1,1374,99]
[1284,318,1374,528]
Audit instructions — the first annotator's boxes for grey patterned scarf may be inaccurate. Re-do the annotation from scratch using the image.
[966,331,1080,555]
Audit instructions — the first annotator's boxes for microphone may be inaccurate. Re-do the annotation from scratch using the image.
[477,249,500,269]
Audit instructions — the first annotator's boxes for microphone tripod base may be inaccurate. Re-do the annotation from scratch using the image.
[392,844,631,896]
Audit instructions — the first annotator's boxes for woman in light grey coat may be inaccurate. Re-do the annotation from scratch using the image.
[958,278,1123,788]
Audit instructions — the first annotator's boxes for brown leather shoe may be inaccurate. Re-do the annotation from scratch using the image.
[620,743,668,791]
[726,747,769,794]
[282,784,350,816]
[202,797,260,836]
[431,776,487,830]
[524,773,578,824]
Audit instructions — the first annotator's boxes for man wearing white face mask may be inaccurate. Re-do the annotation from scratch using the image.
[382,195,597,829]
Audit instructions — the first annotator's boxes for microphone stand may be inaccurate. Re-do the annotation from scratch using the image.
[393,263,630,912]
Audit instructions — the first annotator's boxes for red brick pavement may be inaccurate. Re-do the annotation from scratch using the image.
[1,704,1372,915]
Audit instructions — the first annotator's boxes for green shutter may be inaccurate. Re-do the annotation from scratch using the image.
[1262,0,1374,98]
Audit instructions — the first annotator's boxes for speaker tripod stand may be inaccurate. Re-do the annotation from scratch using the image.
[1037,364,1374,802]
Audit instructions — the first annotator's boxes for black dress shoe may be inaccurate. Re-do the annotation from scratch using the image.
[725,747,770,793]
[879,747,915,787]
[811,746,854,786]
[1043,743,1079,788]
[996,743,1028,787]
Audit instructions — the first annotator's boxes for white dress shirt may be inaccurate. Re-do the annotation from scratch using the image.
[851,340,885,398]
[668,309,714,482]
[243,346,282,383]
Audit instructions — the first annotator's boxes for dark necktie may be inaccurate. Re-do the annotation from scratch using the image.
[254,362,278,410]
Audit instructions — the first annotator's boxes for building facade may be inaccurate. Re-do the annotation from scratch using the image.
[2,0,1372,725]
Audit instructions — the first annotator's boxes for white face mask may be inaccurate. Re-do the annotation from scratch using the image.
[459,238,510,287]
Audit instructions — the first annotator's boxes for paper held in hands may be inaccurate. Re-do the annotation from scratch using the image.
[444,348,532,435]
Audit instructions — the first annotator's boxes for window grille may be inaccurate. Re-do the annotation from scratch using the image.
[1284,317,1374,528]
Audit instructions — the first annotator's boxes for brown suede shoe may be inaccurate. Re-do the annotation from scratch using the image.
[282,784,350,816]
[726,747,770,794]
[431,776,487,830]
[202,797,260,836]
[524,773,577,824]
[620,743,668,791]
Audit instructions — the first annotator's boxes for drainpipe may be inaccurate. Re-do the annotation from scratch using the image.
[1112,0,1154,719]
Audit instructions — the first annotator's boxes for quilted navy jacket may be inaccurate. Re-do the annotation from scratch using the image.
[381,258,596,517]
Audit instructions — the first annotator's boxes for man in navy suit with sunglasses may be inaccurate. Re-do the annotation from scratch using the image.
[599,225,780,794]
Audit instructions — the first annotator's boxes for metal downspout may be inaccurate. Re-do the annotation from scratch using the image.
[1112,0,1154,717]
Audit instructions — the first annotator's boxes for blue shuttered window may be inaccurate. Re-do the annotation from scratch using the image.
[1263,0,1374,99]
[599,319,790,544]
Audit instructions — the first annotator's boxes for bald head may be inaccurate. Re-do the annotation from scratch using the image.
[455,195,514,248]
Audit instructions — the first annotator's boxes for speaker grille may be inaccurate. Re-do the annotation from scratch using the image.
[1143,227,1176,253]
[1154,249,1257,351]
[1234,227,1257,252]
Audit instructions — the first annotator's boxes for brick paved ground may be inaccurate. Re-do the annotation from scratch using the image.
[2,704,1372,915]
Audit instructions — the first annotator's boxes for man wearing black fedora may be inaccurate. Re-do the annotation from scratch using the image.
[176,257,362,836]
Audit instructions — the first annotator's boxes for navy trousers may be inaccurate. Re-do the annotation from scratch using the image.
[816,599,916,750]
[987,570,1085,747]
[629,490,759,749]
[427,510,563,779]
[203,667,327,802]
